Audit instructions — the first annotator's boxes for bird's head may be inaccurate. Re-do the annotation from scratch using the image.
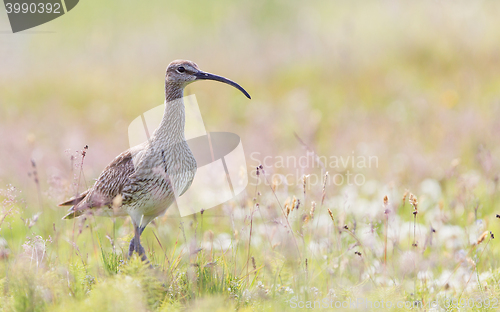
[165,60,251,99]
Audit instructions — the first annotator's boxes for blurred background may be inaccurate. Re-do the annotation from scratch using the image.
[1,0,500,308]
[1,1,500,198]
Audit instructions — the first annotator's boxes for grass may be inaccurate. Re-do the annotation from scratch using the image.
[2,162,500,311]
[2,0,500,311]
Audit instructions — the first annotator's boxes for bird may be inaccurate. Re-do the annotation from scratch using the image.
[59,60,251,262]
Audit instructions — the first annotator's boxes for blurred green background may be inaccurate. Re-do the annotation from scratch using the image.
[1,0,500,196]
[2,1,500,310]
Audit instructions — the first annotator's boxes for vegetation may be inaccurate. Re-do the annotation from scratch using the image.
[1,0,500,311]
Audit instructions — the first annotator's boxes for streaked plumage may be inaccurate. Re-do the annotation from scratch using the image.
[59,60,251,261]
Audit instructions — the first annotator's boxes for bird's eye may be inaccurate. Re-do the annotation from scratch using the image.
[177,66,185,73]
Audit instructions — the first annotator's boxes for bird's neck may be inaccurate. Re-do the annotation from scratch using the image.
[153,82,186,144]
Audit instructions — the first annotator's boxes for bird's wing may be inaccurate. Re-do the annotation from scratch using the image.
[178,167,197,197]
[61,149,136,219]
[178,180,192,197]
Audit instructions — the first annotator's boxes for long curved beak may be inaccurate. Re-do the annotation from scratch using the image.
[194,71,251,99]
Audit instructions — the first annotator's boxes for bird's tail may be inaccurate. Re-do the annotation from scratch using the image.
[58,190,89,207]
[59,190,90,219]
[62,207,85,219]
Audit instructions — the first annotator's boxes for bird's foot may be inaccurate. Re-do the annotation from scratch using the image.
[136,244,148,262]
[128,238,152,267]
[137,244,153,268]
[128,237,135,258]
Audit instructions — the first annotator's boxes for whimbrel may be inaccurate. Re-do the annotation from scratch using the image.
[59,60,251,262]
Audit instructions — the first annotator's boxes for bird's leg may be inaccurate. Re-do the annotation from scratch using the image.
[128,237,135,258]
[133,225,141,256]
[133,225,149,263]
[137,244,147,262]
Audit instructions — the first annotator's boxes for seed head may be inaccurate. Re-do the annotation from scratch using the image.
[291,196,297,211]
[112,194,122,211]
[303,215,309,224]
[327,208,334,222]
[409,193,418,210]
[285,198,291,217]
[402,190,409,205]
[302,174,309,194]
[321,172,329,205]
[272,176,280,192]
[82,145,88,157]
[477,231,489,245]
[310,201,316,219]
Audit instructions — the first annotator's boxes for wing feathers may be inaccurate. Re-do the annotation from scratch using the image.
[59,149,135,218]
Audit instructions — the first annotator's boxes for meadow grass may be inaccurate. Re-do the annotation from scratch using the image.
[1,159,500,311]
[2,0,500,311]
